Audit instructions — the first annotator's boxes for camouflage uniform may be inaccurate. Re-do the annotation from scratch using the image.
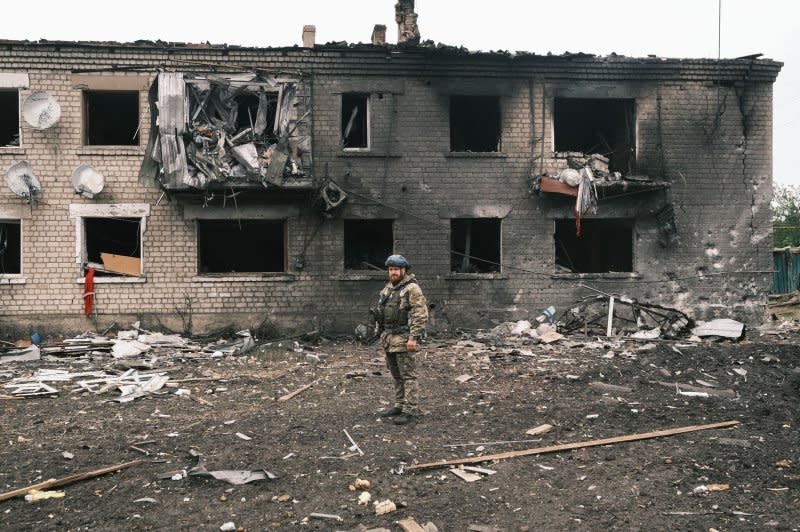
[376,273,428,415]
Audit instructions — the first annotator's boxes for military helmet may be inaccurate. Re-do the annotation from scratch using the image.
[385,254,410,268]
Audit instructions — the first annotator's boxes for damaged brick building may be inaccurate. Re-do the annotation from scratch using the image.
[0,15,783,336]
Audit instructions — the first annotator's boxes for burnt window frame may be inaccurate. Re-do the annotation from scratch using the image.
[552,97,637,174]
[196,219,288,275]
[554,218,636,274]
[341,92,370,150]
[0,219,22,276]
[343,219,394,271]
[82,89,141,146]
[0,89,21,147]
[450,217,502,274]
[449,95,502,153]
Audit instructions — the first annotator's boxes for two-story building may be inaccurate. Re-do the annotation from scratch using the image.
[0,21,782,336]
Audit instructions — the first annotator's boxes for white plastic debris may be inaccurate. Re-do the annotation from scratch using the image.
[219,522,236,531]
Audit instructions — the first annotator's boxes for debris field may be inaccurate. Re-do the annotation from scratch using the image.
[1,322,799,531]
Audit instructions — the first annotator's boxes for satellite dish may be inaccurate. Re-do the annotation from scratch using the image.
[70,164,105,199]
[22,91,61,130]
[5,161,42,203]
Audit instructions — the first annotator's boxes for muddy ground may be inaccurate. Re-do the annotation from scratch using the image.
[1,325,799,532]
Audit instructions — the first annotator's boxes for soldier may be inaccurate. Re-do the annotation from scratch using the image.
[373,254,428,425]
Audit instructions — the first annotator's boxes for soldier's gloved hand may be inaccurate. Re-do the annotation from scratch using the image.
[407,337,417,352]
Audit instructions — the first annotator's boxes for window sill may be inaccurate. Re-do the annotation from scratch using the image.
[0,147,26,155]
[550,272,640,279]
[0,276,26,285]
[338,151,401,158]
[77,276,146,284]
[77,146,144,156]
[338,272,387,281]
[446,152,507,158]
[445,273,508,280]
[191,274,296,283]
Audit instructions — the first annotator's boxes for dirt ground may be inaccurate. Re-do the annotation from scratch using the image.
[1,324,799,532]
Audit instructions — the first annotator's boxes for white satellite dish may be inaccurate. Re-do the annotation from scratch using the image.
[5,161,42,203]
[22,91,61,130]
[70,164,105,199]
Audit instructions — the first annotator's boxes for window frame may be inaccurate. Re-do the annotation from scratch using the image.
[553,217,636,274]
[0,89,21,148]
[82,89,141,147]
[0,218,23,279]
[196,218,288,276]
[449,95,502,153]
[449,217,502,274]
[69,204,149,283]
[341,92,371,151]
[343,218,394,272]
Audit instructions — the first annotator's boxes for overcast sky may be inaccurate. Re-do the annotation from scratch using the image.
[2,0,797,186]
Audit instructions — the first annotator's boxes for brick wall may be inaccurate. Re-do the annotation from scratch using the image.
[0,43,781,336]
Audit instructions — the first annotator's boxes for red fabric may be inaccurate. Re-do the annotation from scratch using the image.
[83,267,95,317]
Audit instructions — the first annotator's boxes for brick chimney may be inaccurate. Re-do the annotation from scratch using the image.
[302,25,316,48]
[371,24,387,45]
[395,0,420,45]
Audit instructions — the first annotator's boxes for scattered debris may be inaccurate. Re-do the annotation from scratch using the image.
[277,381,316,403]
[24,489,65,502]
[450,468,483,482]
[343,429,364,455]
[358,491,372,505]
[692,319,745,340]
[374,499,397,516]
[525,424,553,436]
[309,512,343,522]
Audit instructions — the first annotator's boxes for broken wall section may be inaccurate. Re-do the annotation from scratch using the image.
[140,72,313,191]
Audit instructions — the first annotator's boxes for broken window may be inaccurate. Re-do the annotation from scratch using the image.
[198,220,285,274]
[450,95,501,152]
[0,220,21,274]
[553,98,635,174]
[83,217,142,276]
[0,90,20,146]
[84,90,140,145]
[555,218,634,273]
[344,219,393,270]
[450,218,501,273]
[342,93,369,149]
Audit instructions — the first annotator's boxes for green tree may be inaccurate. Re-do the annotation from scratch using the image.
[773,184,800,247]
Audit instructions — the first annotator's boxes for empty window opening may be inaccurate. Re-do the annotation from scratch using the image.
[198,220,285,274]
[84,217,142,276]
[554,98,635,174]
[0,90,20,146]
[0,220,21,274]
[84,91,140,145]
[451,218,501,273]
[555,218,633,273]
[450,96,501,152]
[344,219,393,270]
[233,92,277,139]
[341,93,368,148]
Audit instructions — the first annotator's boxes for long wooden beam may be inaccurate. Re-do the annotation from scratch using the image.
[0,459,143,502]
[407,420,739,471]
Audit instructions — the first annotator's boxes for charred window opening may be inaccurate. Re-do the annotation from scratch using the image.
[451,218,501,273]
[0,90,20,146]
[342,93,368,148]
[344,219,393,270]
[450,96,501,152]
[554,98,635,174]
[232,91,278,141]
[0,220,21,274]
[84,91,140,146]
[555,219,634,273]
[84,217,142,276]
[198,220,285,274]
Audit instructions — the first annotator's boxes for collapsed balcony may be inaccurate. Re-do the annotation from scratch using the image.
[140,72,314,193]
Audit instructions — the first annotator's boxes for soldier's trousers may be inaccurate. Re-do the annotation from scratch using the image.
[384,350,418,415]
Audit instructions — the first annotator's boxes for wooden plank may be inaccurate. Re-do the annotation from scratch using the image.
[407,420,739,471]
[540,177,578,197]
[651,381,736,399]
[450,468,482,482]
[100,253,141,276]
[0,460,143,502]
[276,381,315,403]
[588,381,633,394]
[398,518,428,532]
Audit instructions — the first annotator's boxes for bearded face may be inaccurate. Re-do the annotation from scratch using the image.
[388,266,405,285]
